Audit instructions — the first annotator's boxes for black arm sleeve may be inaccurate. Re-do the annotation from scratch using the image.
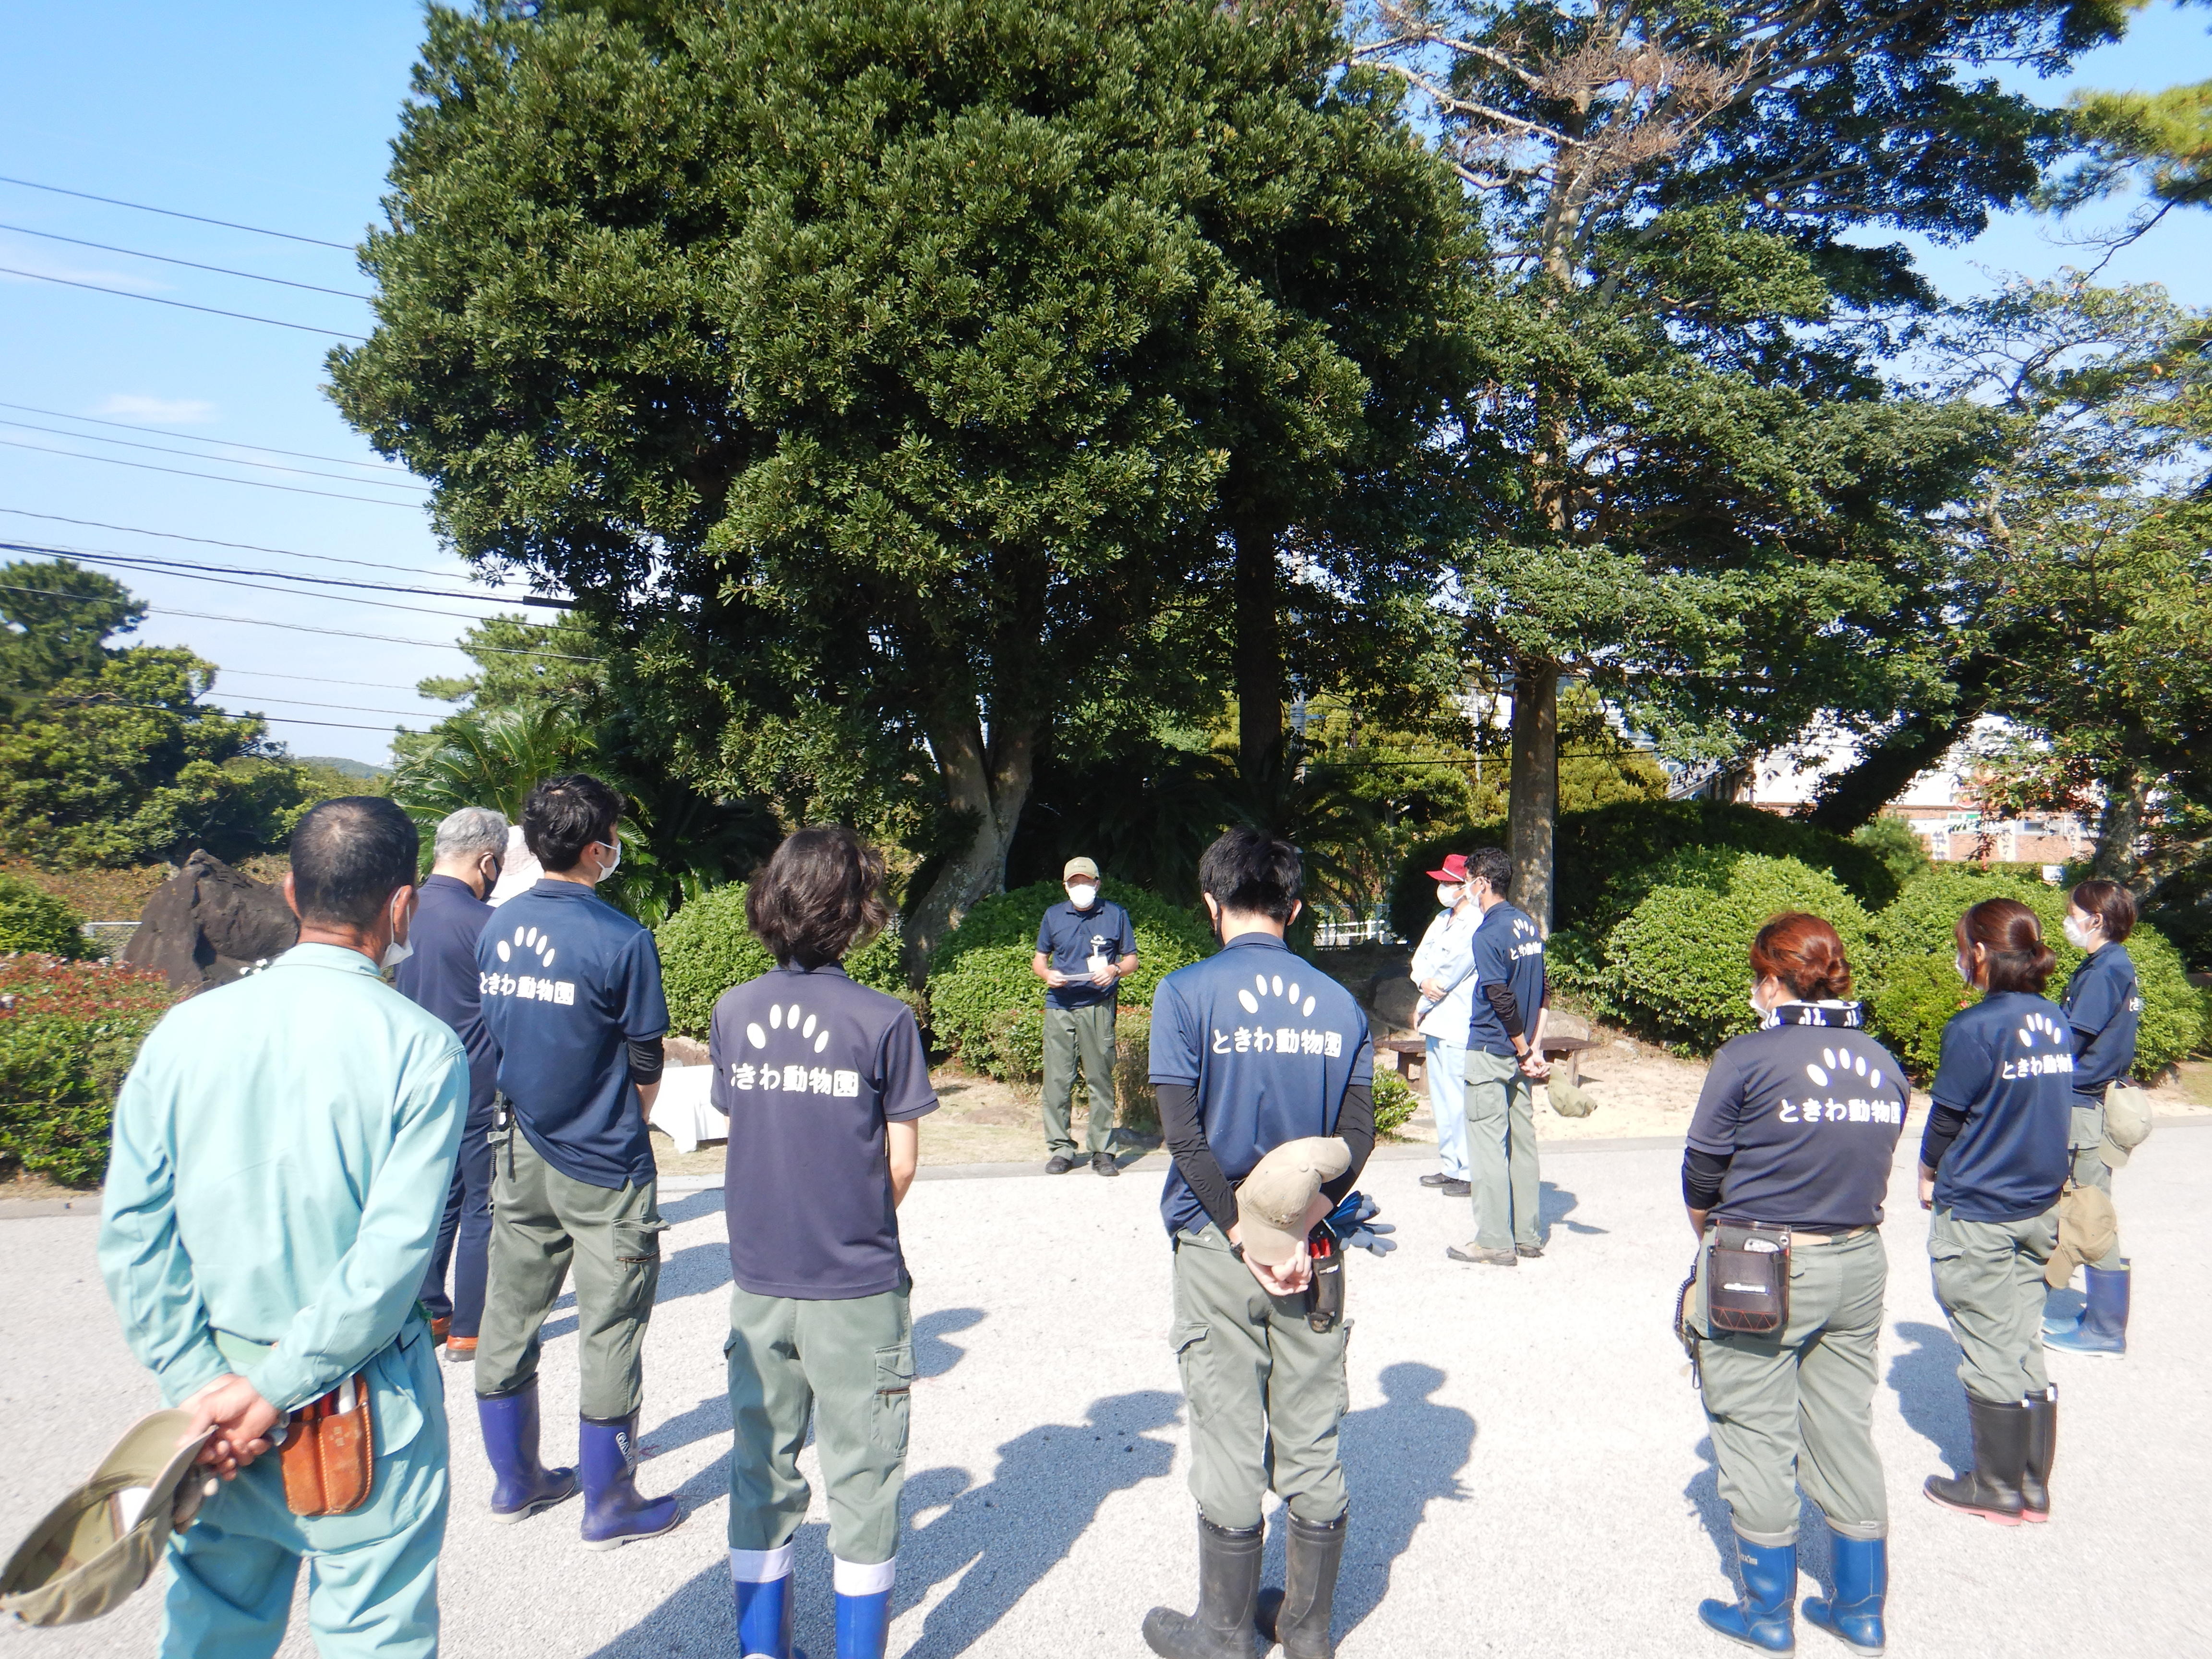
[1324,1084,1376,1206]
[627,1037,665,1088]
[1682,1146,1731,1210]
[1483,981,1525,1041]
[1919,1104,1969,1171]
[1158,1082,1240,1236]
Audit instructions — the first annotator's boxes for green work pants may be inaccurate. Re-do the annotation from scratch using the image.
[476,1126,666,1420]
[1466,1048,1541,1250]
[1930,1204,2057,1405]
[724,1283,913,1566]
[166,1322,447,1658]
[1696,1229,1889,1545]
[2069,1096,2125,1268]
[1170,1226,1349,1532]
[1042,1001,1118,1157]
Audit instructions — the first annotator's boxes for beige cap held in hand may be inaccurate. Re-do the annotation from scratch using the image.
[1236,1137,1351,1267]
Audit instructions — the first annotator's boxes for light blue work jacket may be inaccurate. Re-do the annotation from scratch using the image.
[99,943,469,1414]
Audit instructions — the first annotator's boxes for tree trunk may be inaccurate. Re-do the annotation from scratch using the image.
[1233,518,1284,770]
[2091,763,2147,882]
[1507,658,1560,933]
[902,715,1036,983]
[1801,654,2002,836]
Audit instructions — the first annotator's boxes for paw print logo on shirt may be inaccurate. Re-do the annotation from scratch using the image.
[1237,972,1317,1019]
[495,924,555,970]
[1212,973,1344,1058]
[2017,1011,2064,1048]
[745,1001,832,1056]
[1804,1043,1884,1093]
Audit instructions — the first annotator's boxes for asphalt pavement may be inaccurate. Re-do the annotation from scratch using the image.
[6,1124,2209,1658]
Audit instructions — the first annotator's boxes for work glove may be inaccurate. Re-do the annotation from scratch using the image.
[1325,1190,1396,1256]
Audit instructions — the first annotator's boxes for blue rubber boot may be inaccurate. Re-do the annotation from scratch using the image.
[2044,1262,2128,1356]
[1803,1535,1886,1656]
[578,1413,683,1549]
[476,1384,577,1522]
[731,1545,796,1658]
[833,1556,895,1659]
[1698,1535,1796,1653]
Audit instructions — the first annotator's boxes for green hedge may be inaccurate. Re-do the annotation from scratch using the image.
[0,876,87,959]
[0,956,175,1185]
[1372,1070,1418,1139]
[928,881,1216,1080]
[1387,800,1898,948]
[1600,854,1872,1049]
[654,881,905,1041]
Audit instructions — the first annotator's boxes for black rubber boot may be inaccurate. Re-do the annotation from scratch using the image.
[1923,1396,2029,1525]
[1142,1513,1264,1659]
[1256,1510,1346,1659]
[2020,1386,2056,1522]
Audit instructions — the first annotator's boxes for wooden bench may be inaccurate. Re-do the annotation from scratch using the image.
[1540,1034,1596,1086]
[1377,1033,1596,1088]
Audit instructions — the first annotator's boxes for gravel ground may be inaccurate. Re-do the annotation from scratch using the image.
[6,1125,2209,1658]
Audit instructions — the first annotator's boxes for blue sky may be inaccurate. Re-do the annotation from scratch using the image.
[0,1,2207,769]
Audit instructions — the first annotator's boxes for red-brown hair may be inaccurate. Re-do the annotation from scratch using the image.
[1957,897,2057,995]
[1749,912,1854,1001]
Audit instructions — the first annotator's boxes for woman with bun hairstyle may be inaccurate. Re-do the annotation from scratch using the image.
[1683,913,1908,1657]
[1919,898,2072,1528]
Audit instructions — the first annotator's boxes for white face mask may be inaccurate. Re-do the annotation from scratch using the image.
[1068,883,1098,910]
[595,836,622,878]
[382,897,413,971]
[1436,883,1462,907]
[1954,954,1974,986]
[2062,914,2097,950]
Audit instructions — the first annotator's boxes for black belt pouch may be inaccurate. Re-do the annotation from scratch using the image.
[1707,1221,1790,1335]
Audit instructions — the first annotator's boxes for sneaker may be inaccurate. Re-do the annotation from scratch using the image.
[1515,1243,1545,1259]
[1091,1152,1120,1178]
[1046,1154,1078,1174]
[1441,1179,1471,1197]
[1419,1171,1454,1188]
[1446,1243,1519,1267]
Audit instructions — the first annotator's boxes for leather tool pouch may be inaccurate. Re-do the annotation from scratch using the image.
[1706,1222,1790,1336]
[277,1374,374,1516]
[1305,1227,1344,1333]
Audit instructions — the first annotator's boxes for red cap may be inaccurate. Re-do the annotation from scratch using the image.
[1425,853,1470,884]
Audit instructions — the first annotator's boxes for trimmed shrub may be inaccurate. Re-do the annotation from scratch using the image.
[1851,815,1933,888]
[1866,950,1975,1080]
[0,954,176,1185]
[0,876,86,959]
[929,881,1216,1081]
[1388,800,1898,948]
[654,881,904,1041]
[1372,1070,1418,1139]
[1604,854,1872,1049]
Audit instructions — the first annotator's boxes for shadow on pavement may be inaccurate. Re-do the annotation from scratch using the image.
[1684,1434,1734,1578]
[1537,1181,1606,1240]
[1888,1320,1969,1471]
[1332,1361,1475,1642]
[915,1307,986,1379]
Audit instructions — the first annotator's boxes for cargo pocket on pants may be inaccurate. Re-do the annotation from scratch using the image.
[872,1343,914,1455]
[611,1221,663,1322]
[1173,1320,1212,1425]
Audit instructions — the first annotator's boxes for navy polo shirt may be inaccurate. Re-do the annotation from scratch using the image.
[1036,898,1137,1010]
[1927,991,2074,1222]
[1688,1003,1909,1231]
[1466,901,1546,1058]
[477,879,669,1189]
[2062,943,2140,1098]
[1149,933,1372,1239]
[711,962,938,1298]
[395,874,497,1111]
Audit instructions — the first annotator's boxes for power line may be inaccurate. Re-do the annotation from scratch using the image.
[59,697,420,735]
[0,434,415,505]
[0,541,561,614]
[0,507,469,578]
[0,264,366,340]
[0,416,426,490]
[0,580,600,658]
[213,692,442,718]
[0,399,414,474]
[220,667,461,694]
[0,223,371,300]
[3,550,534,623]
[0,174,355,250]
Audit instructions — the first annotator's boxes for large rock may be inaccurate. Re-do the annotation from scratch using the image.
[1365,969,1423,1037]
[122,850,298,991]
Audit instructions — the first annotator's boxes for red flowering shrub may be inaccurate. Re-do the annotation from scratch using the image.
[0,954,177,1186]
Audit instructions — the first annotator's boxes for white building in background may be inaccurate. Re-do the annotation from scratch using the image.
[1743,720,2094,868]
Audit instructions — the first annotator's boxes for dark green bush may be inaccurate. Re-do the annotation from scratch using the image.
[1601,854,1872,1049]
[654,881,905,1040]
[0,876,86,959]
[1387,800,1899,947]
[1851,816,1933,889]
[928,881,1215,1080]
[0,955,175,1185]
[1866,950,1975,1079]
[1372,1070,1418,1139]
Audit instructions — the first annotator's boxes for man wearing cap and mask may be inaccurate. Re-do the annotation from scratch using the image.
[1141,827,1375,1659]
[1032,855,1139,1175]
[95,796,469,1655]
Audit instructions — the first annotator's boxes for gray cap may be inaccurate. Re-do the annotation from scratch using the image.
[1,1410,214,1626]
[1237,1137,1350,1266]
